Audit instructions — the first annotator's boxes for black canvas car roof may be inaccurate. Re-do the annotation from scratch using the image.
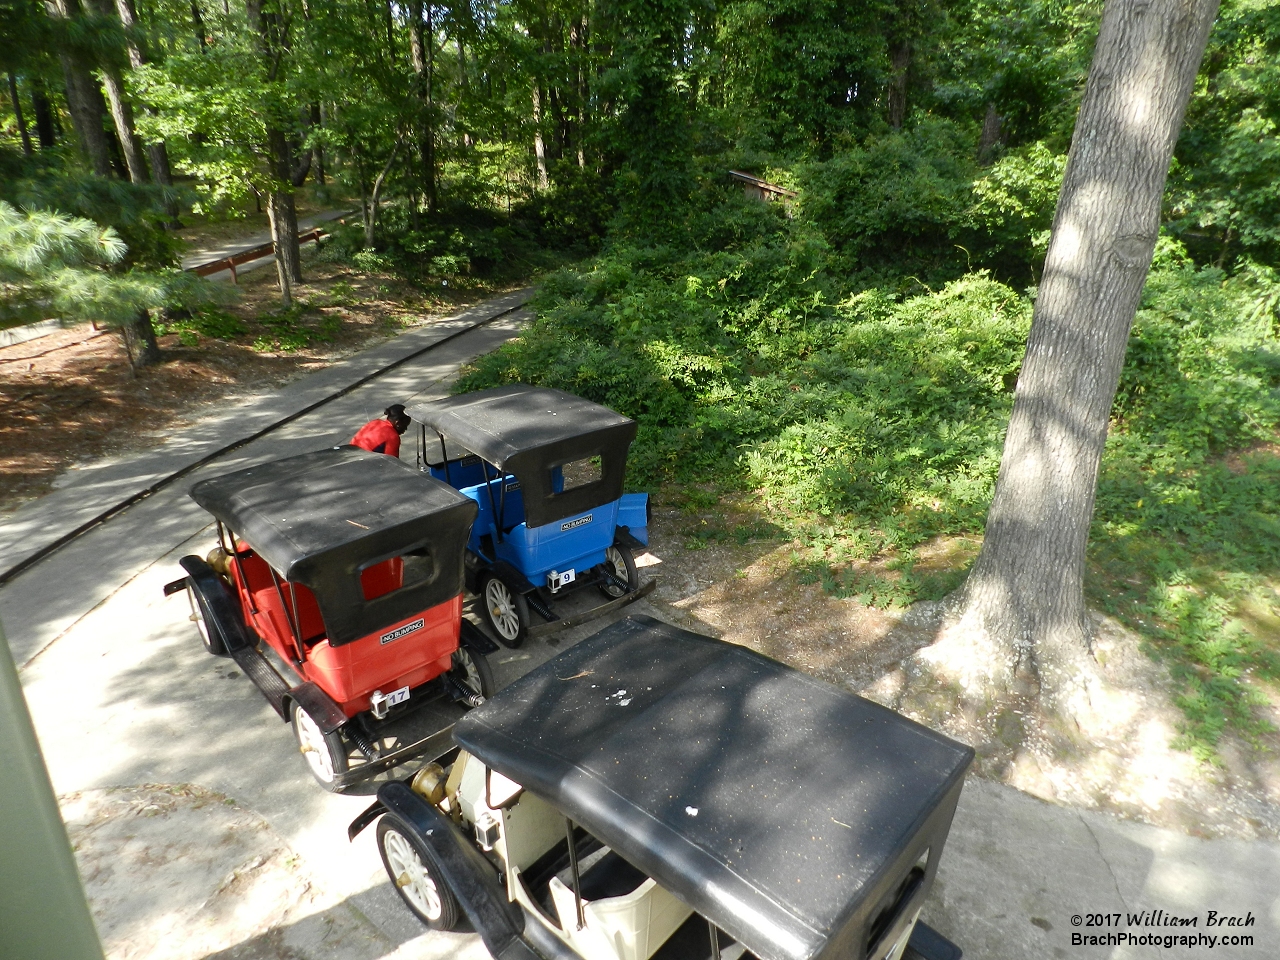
[453,616,973,960]
[190,447,476,645]
[408,385,638,528]
[407,385,635,468]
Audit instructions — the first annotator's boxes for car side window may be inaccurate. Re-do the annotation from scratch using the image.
[555,455,603,494]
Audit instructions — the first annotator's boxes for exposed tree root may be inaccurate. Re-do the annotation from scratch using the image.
[861,598,1280,839]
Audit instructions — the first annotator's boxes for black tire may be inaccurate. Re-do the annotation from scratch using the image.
[478,572,529,648]
[599,542,639,599]
[290,700,350,792]
[377,815,460,931]
[186,579,229,657]
[452,644,496,701]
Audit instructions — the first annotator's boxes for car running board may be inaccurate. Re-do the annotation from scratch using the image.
[229,644,293,720]
[527,577,658,639]
[228,644,346,733]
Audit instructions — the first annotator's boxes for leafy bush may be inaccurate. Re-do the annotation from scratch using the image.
[459,183,1280,757]
[154,307,248,345]
[796,119,978,275]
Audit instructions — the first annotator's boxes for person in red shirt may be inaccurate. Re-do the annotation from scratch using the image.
[351,404,411,458]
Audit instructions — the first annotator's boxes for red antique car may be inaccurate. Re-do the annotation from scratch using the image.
[165,446,496,790]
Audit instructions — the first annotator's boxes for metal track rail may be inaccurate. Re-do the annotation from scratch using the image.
[0,299,528,586]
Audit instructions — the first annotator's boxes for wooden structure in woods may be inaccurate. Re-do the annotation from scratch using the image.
[189,227,327,283]
[729,170,797,203]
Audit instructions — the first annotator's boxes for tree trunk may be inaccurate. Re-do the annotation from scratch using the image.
[191,0,208,49]
[32,78,58,147]
[247,0,302,292]
[265,196,293,309]
[123,309,161,369]
[46,0,114,176]
[532,83,548,192]
[8,73,34,156]
[407,0,437,212]
[958,0,1221,696]
[265,128,303,286]
[99,67,149,183]
[573,14,587,167]
[887,42,909,130]
[315,103,326,184]
[458,40,473,149]
[364,142,400,248]
[114,0,180,221]
[977,102,1003,164]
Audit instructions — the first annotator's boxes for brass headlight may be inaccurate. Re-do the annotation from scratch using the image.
[206,547,232,577]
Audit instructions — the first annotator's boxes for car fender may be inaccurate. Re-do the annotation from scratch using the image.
[483,559,538,597]
[374,782,529,959]
[616,493,649,546]
[460,618,500,656]
[178,555,254,653]
[282,682,347,735]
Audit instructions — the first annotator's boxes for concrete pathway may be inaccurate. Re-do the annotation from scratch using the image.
[2,295,1277,960]
[0,288,531,598]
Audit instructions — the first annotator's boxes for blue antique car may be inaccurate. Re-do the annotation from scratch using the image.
[407,385,653,647]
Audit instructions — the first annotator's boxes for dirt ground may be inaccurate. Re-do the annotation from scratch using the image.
[639,489,1280,842]
[63,784,345,960]
[0,248,521,516]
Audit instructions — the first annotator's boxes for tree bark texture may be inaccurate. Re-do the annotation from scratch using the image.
[123,309,161,369]
[46,0,114,176]
[266,193,294,308]
[98,66,149,183]
[407,0,436,212]
[532,83,548,192]
[887,43,909,130]
[961,0,1221,689]
[8,73,34,156]
[32,79,58,147]
[246,0,302,290]
[364,142,400,248]
[977,102,1003,164]
[113,0,180,220]
[267,128,303,286]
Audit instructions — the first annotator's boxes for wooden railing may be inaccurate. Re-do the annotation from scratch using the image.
[189,226,328,283]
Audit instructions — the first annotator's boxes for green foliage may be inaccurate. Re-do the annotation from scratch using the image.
[249,303,342,352]
[1169,0,1280,266]
[968,141,1066,274]
[797,119,977,274]
[0,153,185,269]
[460,181,1280,759]
[154,307,248,344]
[716,0,895,149]
[0,199,216,329]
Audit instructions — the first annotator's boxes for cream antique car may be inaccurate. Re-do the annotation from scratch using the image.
[349,615,971,960]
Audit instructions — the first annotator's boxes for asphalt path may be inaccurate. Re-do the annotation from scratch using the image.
[2,301,1279,960]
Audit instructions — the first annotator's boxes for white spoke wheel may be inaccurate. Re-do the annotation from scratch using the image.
[599,543,639,599]
[479,573,529,648]
[186,581,228,657]
[452,645,496,701]
[377,817,459,930]
[290,700,349,792]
